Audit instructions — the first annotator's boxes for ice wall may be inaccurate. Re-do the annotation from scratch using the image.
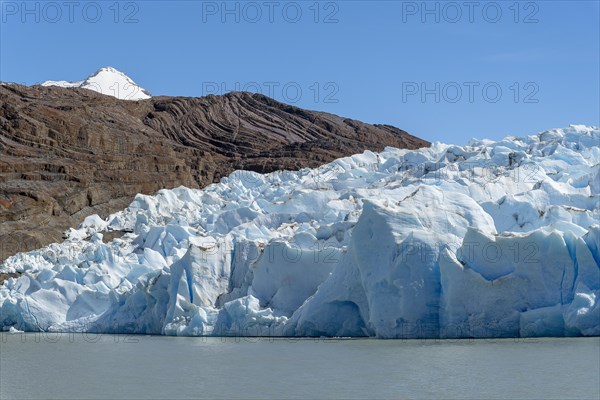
[1,125,598,337]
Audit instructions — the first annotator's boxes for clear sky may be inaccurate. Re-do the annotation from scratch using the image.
[1,0,599,144]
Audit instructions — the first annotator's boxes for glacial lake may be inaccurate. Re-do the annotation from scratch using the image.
[1,334,598,399]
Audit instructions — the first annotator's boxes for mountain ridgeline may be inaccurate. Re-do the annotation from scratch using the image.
[0,82,429,261]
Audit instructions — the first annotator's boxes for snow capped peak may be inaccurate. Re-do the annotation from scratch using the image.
[41,66,151,100]
[85,66,134,81]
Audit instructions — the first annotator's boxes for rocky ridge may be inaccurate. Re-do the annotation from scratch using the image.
[0,82,428,261]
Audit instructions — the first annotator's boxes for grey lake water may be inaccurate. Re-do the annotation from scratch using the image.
[0,334,598,400]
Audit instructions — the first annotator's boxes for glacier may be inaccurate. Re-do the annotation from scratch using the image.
[1,125,598,338]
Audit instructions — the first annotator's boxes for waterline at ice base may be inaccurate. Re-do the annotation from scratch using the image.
[1,125,598,338]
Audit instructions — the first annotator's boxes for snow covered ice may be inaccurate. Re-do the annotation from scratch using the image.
[1,125,598,338]
[42,67,151,100]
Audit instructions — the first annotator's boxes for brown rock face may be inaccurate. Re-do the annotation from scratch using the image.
[0,83,429,261]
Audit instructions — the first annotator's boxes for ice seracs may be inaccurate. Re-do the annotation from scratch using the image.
[0,125,598,338]
[42,67,151,100]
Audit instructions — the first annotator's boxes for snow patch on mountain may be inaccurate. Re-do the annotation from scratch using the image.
[41,67,151,100]
[1,125,598,338]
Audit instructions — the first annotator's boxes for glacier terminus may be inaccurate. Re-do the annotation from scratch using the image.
[1,125,598,338]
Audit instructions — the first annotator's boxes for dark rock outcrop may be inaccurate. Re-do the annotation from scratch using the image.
[0,83,429,260]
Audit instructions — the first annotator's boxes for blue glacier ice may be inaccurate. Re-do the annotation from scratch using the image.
[1,125,598,338]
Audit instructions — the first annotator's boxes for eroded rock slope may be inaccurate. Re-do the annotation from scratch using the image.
[0,84,428,260]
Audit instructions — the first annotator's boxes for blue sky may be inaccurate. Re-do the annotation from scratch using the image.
[1,0,599,144]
